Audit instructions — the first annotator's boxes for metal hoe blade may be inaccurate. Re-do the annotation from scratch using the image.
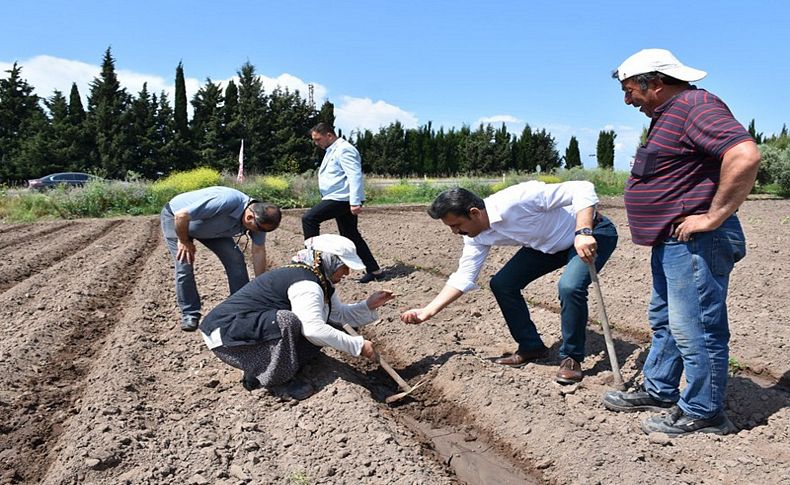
[342,323,428,403]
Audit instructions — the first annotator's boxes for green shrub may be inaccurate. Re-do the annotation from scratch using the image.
[150,167,222,207]
[0,192,61,221]
[757,144,790,196]
[556,167,628,196]
[536,174,562,184]
[368,180,442,204]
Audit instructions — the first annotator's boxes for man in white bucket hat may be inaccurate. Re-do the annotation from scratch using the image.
[199,234,394,400]
[602,48,761,436]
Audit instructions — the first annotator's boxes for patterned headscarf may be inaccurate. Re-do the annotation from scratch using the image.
[291,249,345,285]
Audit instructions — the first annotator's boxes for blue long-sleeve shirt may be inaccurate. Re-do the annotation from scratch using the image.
[318,138,365,206]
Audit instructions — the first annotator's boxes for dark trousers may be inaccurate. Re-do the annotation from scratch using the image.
[489,216,618,361]
[301,199,380,273]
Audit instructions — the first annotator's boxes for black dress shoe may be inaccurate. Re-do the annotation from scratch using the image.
[602,388,675,412]
[359,271,385,283]
[180,315,200,332]
[493,347,549,367]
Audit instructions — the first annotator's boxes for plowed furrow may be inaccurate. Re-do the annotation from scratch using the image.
[0,221,77,251]
[0,217,160,483]
[0,220,121,293]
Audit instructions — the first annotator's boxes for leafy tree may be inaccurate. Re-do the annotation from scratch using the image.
[127,83,159,178]
[153,91,179,175]
[67,83,86,124]
[221,80,243,170]
[530,128,560,172]
[66,83,93,170]
[565,136,582,169]
[86,47,131,178]
[191,78,225,169]
[596,130,616,170]
[513,124,534,172]
[0,62,48,181]
[317,100,335,127]
[748,119,764,144]
[234,62,271,174]
[379,121,407,175]
[268,86,316,173]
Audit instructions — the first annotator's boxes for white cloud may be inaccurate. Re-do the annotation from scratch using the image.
[0,55,199,110]
[477,114,523,125]
[1,55,327,117]
[334,96,418,135]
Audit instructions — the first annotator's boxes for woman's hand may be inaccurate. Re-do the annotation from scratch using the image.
[366,290,395,309]
[361,340,378,361]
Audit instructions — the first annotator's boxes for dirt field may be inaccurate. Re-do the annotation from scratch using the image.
[0,197,788,484]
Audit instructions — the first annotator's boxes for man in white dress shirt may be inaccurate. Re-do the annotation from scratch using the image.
[401,182,618,384]
[303,123,383,283]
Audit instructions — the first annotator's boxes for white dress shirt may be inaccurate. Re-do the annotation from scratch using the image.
[446,181,599,293]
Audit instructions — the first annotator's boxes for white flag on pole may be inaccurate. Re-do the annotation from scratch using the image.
[236,139,245,183]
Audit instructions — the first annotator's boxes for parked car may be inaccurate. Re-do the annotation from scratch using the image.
[27,172,101,191]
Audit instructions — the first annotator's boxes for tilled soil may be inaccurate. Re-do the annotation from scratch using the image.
[0,197,788,484]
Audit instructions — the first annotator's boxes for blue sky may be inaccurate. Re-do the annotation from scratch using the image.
[2,0,788,170]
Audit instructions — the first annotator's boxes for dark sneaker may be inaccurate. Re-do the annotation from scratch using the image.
[359,271,385,283]
[641,406,736,436]
[242,373,260,391]
[180,315,200,332]
[555,357,583,384]
[602,389,675,412]
[284,379,315,401]
[269,379,314,401]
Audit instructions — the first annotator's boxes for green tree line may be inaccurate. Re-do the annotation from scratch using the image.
[4,48,786,185]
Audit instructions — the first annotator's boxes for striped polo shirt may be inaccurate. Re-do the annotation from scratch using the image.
[624,88,753,246]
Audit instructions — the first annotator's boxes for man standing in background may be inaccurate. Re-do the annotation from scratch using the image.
[303,123,384,283]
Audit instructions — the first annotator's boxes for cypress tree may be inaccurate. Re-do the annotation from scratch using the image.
[317,100,335,127]
[128,83,159,178]
[0,62,48,181]
[191,78,225,169]
[565,136,582,169]
[596,130,616,170]
[87,47,131,178]
[235,62,271,174]
[174,61,189,139]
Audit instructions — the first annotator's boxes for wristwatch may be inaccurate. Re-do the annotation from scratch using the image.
[574,228,593,236]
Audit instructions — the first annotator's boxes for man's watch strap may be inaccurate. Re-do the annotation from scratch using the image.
[574,228,593,236]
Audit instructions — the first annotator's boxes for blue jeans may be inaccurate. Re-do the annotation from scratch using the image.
[489,216,618,361]
[160,208,250,319]
[643,215,746,419]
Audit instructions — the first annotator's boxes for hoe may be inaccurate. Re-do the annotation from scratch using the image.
[342,323,428,404]
[588,263,625,390]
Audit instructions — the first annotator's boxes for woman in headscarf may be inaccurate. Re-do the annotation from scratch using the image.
[199,234,393,399]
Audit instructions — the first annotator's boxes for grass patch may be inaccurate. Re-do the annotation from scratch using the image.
[4,168,779,223]
[728,356,744,376]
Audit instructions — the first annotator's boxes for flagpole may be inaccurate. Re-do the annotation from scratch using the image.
[236,139,245,183]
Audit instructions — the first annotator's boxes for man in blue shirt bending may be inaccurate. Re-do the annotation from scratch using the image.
[304,123,383,283]
[160,186,281,331]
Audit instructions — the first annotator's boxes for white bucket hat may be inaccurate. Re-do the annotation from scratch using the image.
[305,234,366,270]
[615,48,707,82]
